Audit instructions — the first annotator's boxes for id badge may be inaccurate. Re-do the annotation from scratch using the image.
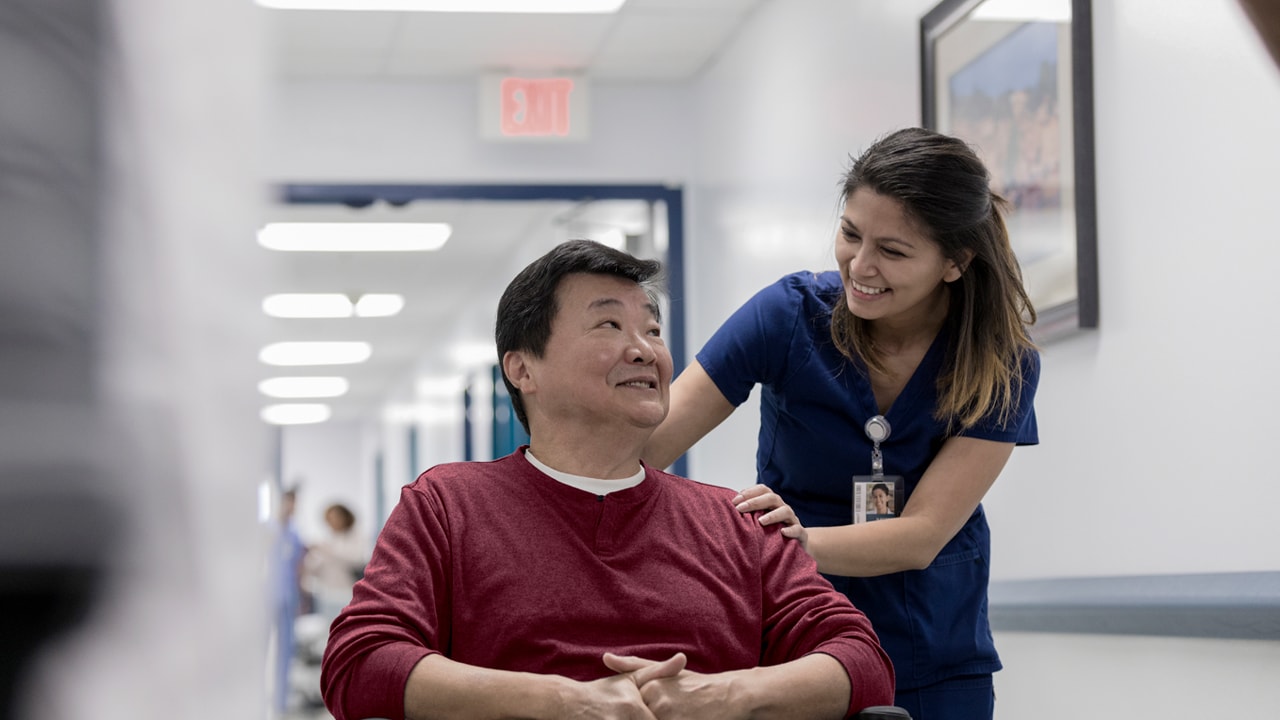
[852,475,904,523]
[852,414,901,523]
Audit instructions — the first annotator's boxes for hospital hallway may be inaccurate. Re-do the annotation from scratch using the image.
[4,1,1280,719]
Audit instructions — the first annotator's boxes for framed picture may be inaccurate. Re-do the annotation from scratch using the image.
[921,0,1097,342]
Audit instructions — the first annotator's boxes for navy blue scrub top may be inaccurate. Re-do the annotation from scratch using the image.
[697,271,1039,690]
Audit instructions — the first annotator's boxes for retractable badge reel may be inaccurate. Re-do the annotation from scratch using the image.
[851,415,904,523]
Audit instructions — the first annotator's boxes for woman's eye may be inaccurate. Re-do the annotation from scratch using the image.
[881,247,906,258]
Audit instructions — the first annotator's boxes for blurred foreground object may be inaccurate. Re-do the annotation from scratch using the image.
[0,0,120,716]
[1,0,271,718]
[1239,0,1280,69]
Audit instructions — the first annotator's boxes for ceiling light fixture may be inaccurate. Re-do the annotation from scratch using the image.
[262,293,405,318]
[353,293,405,317]
[383,402,464,426]
[417,376,466,398]
[263,293,352,318]
[258,223,451,252]
[261,403,332,425]
[255,0,625,13]
[450,341,499,368]
[597,227,627,250]
[259,376,350,398]
[259,341,372,366]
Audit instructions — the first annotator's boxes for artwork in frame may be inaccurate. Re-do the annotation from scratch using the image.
[921,0,1097,342]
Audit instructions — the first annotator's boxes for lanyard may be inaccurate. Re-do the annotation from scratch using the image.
[864,415,891,478]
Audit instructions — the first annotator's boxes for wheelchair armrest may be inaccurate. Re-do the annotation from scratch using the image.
[855,706,913,719]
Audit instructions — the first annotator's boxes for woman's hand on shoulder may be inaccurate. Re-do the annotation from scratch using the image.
[732,485,809,551]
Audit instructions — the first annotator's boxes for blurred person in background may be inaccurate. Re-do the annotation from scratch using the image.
[303,502,366,623]
[271,487,306,716]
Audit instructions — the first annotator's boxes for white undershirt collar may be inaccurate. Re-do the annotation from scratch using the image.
[525,449,645,496]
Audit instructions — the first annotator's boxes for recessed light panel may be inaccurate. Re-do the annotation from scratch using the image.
[261,403,332,425]
[353,294,405,317]
[450,341,499,368]
[259,376,350,398]
[257,223,451,252]
[259,341,372,366]
[263,294,354,318]
[262,293,405,318]
[417,376,466,398]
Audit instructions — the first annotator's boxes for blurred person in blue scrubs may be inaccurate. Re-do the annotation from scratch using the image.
[270,486,307,715]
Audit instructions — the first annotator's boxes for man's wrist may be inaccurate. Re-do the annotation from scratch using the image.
[719,668,758,717]
[722,659,850,720]
[519,672,581,719]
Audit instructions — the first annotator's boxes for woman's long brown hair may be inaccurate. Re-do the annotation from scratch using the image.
[830,128,1037,431]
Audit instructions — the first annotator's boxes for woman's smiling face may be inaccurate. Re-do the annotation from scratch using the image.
[836,188,964,327]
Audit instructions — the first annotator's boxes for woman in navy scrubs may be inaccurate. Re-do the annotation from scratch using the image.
[645,127,1040,720]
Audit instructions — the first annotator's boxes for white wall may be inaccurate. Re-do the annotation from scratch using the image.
[270,0,1280,718]
[683,0,943,488]
[280,422,371,546]
[267,79,695,183]
[986,0,1280,580]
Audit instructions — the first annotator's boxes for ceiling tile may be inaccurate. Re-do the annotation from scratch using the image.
[385,13,616,76]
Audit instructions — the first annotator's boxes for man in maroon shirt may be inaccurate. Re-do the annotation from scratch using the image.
[321,240,894,720]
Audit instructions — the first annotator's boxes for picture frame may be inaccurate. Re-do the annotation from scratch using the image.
[921,0,1097,342]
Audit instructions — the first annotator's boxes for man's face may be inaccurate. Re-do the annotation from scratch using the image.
[516,273,672,435]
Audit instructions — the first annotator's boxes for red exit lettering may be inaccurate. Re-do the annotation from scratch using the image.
[500,77,574,137]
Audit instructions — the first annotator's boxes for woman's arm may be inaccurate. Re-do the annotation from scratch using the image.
[806,436,1015,577]
[644,360,736,470]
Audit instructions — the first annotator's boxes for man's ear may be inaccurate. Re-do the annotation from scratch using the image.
[502,350,534,392]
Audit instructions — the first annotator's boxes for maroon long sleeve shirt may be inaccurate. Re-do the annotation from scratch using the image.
[321,451,894,719]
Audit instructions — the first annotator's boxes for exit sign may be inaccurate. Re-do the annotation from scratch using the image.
[479,74,589,141]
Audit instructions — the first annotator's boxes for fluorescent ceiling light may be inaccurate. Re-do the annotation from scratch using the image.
[450,341,499,368]
[258,223,451,252]
[383,402,464,426]
[417,376,466,398]
[258,481,272,524]
[261,403,332,425]
[259,341,372,366]
[262,293,405,318]
[256,0,625,12]
[264,293,352,318]
[354,293,405,317]
[597,227,627,250]
[259,376,350,398]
